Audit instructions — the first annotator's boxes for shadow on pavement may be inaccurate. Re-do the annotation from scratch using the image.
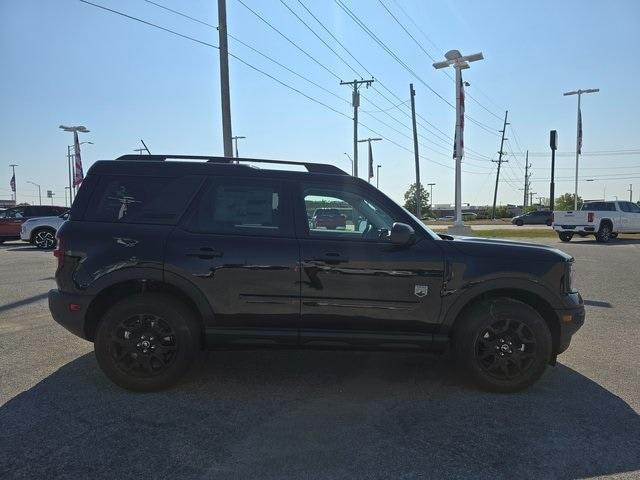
[1,350,639,480]
[0,292,49,313]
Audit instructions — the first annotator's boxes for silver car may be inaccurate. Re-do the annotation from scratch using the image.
[20,212,68,249]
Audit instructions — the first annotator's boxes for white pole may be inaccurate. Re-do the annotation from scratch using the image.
[454,66,463,226]
[574,92,581,210]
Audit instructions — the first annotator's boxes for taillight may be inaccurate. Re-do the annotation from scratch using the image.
[53,237,64,267]
[587,212,594,223]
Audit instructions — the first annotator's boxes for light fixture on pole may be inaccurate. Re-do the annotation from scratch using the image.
[433,50,484,233]
[563,88,599,210]
[343,153,354,176]
[26,181,42,205]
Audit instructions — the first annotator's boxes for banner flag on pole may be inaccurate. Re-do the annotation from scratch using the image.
[10,173,15,193]
[453,74,465,159]
[368,141,374,180]
[73,131,84,186]
[577,107,582,155]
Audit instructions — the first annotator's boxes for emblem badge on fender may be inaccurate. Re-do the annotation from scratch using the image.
[414,285,428,297]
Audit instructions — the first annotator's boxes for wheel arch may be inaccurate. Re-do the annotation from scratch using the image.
[84,276,213,344]
[444,287,561,355]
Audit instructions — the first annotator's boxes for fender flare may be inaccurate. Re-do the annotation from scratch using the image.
[440,277,560,331]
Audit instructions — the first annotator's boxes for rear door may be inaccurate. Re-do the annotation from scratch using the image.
[618,202,640,232]
[164,176,300,342]
[294,179,444,337]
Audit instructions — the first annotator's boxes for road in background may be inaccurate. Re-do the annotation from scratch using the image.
[1,239,639,479]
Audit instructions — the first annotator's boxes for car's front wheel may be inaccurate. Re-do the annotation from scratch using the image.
[453,297,552,393]
[94,293,200,392]
[515,219,524,226]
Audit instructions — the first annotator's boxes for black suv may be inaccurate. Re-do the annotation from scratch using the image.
[49,155,585,392]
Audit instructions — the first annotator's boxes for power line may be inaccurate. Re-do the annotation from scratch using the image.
[141,0,216,28]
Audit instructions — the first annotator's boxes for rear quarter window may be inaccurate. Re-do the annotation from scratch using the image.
[85,175,202,225]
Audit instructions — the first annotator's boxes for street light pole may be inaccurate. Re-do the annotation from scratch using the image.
[357,137,382,184]
[433,50,484,232]
[563,88,599,210]
[27,181,42,205]
[232,136,246,158]
[60,126,90,203]
[343,153,354,176]
[427,183,436,208]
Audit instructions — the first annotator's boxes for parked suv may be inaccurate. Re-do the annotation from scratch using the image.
[0,205,67,243]
[21,211,69,249]
[49,155,585,392]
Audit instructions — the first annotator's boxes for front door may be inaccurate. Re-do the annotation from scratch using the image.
[295,181,444,337]
[619,201,640,232]
[164,176,300,344]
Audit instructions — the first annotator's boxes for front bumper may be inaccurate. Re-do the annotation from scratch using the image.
[48,289,93,340]
[553,292,585,354]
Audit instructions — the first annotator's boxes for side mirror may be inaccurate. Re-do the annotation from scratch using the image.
[390,222,415,246]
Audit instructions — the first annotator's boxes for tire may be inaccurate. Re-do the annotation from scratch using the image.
[546,219,552,226]
[94,293,200,392]
[558,232,573,242]
[452,297,552,393]
[32,228,56,249]
[515,219,523,227]
[595,223,612,243]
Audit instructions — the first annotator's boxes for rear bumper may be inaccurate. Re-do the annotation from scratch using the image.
[553,225,595,233]
[48,289,93,341]
[553,292,585,354]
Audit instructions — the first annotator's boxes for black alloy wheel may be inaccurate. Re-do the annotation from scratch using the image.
[109,314,178,377]
[558,232,573,242]
[475,318,537,381]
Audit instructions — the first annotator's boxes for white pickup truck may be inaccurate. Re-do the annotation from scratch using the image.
[553,200,640,242]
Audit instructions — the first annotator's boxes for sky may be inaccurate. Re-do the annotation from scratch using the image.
[1,0,639,208]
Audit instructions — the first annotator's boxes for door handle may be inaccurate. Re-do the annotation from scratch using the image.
[185,247,223,259]
[312,252,348,264]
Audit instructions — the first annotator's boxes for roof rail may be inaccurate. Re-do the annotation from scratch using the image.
[114,154,347,175]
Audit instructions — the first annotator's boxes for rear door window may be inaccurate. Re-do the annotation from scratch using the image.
[85,175,202,224]
[186,177,291,236]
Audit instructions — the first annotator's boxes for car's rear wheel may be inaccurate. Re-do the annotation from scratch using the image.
[558,232,573,242]
[94,293,200,392]
[32,228,56,249]
[453,297,552,393]
[515,219,524,226]
[546,219,552,226]
[595,223,612,243]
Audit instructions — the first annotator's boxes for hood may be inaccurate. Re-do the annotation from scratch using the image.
[446,235,573,262]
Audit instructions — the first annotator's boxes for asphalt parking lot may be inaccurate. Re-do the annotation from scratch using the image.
[1,237,639,480]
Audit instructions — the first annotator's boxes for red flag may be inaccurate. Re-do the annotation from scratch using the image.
[73,131,84,186]
[577,107,582,155]
[10,173,15,193]
[453,74,465,158]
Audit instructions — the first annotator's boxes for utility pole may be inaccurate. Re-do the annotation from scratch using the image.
[629,184,633,202]
[343,153,354,176]
[341,78,374,178]
[523,150,530,208]
[218,0,233,157]
[563,88,599,209]
[409,83,421,218]
[232,136,246,158]
[357,137,382,183]
[427,183,436,208]
[376,164,382,189]
[9,164,18,204]
[491,110,509,219]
